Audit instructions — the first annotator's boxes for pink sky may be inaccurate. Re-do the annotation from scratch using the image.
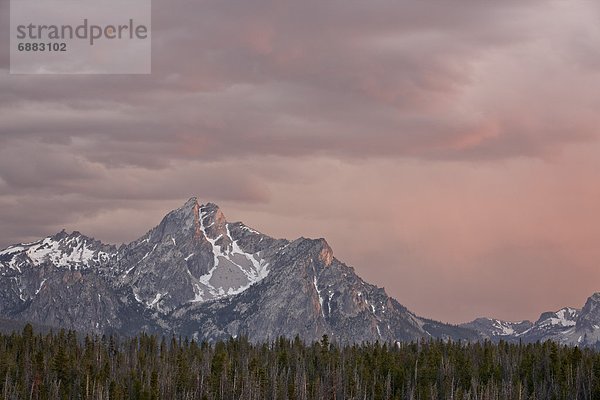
[1,0,600,323]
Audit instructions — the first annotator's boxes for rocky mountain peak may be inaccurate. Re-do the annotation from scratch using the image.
[199,202,227,229]
[0,198,481,343]
[114,198,278,313]
[317,239,334,266]
[51,229,69,240]
[183,196,199,209]
[197,202,231,249]
[130,197,227,249]
[0,231,116,316]
[587,293,600,304]
[577,294,600,330]
[152,198,199,240]
[534,307,579,328]
[160,198,228,243]
[49,229,87,241]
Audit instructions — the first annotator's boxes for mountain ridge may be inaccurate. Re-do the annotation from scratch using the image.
[0,197,477,343]
[3,197,600,346]
[462,301,600,347]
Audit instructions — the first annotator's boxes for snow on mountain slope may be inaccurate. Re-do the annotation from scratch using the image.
[460,318,533,339]
[533,307,579,329]
[464,303,600,348]
[0,197,479,343]
[5,198,600,347]
[114,199,279,313]
[192,205,270,301]
[0,230,115,275]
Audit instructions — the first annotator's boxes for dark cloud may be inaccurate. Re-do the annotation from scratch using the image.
[3,0,593,165]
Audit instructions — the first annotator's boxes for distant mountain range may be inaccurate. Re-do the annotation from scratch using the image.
[462,295,600,347]
[0,197,598,346]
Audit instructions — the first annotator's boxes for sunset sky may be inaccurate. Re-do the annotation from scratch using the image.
[2,0,600,324]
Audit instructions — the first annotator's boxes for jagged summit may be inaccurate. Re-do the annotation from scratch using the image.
[0,230,115,274]
[179,197,221,214]
[4,198,600,347]
[153,198,228,243]
[535,307,579,327]
[584,292,600,305]
[183,196,199,208]
[113,199,277,312]
[0,198,478,342]
[577,295,600,329]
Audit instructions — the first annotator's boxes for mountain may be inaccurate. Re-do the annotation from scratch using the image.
[460,318,533,340]
[462,297,600,347]
[0,197,477,343]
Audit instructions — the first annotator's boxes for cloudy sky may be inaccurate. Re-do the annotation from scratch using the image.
[2,0,600,323]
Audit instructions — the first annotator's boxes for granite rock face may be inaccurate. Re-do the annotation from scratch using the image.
[0,197,478,343]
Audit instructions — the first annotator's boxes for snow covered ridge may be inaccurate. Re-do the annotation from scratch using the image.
[0,201,273,309]
[489,319,519,336]
[459,317,533,338]
[532,307,579,329]
[541,307,579,327]
[4,197,600,345]
[6,197,600,347]
[115,200,276,312]
[0,232,114,273]
[0,198,484,343]
[460,304,600,346]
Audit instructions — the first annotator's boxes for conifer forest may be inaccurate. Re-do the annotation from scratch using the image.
[2,325,600,400]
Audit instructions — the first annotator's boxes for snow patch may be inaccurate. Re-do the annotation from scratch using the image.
[35,278,47,295]
[188,209,270,303]
[540,308,577,328]
[147,293,165,308]
[313,275,324,317]
[240,225,261,235]
[491,320,516,336]
[0,235,112,272]
[0,246,26,256]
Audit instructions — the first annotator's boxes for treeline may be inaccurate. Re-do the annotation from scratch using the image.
[2,326,600,400]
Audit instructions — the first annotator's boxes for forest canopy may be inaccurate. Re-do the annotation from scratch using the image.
[1,325,600,400]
